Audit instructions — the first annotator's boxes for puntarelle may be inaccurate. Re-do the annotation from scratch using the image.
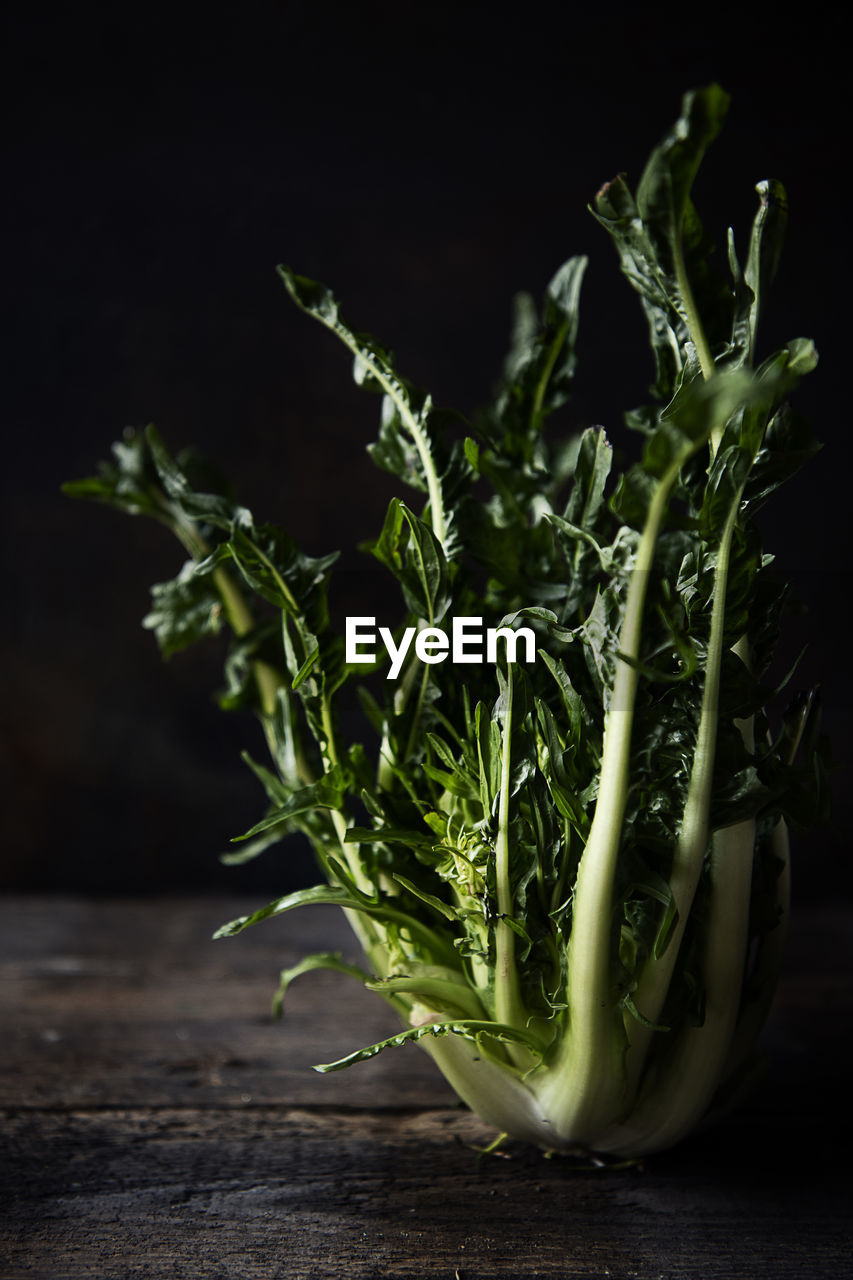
[65,85,828,1160]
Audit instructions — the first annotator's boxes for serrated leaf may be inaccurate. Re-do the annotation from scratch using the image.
[313,1018,545,1073]
[370,498,452,624]
[232,769,351,842]
[278,264,462,552]
[219,827,286,867]
[143,560,224,656]
[146,425,247,531]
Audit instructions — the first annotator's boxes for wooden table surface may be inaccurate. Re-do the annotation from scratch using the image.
[1,895,851,1279]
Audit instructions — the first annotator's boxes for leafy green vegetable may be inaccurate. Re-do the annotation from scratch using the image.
[65,86,828,1157]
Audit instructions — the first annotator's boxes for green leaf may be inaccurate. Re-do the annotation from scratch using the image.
[635,85,732,348]
[475,700,502,814]
[216,622,279,713]
[62,428,171,523]
[365,970,486,1019]
[219,828,286,867]
[593,85,734,394]
[291,645,320,690]
[563,427,613,532]
[278,264,461,552]
[622,994,670,1033]
[272,953,372,1019]
[214,882,459,964]
[392,873,459,922]
[232,769,350,842]
[743,401,822,515]
[343,825,435,850]
[745,179,788,358]
[370,498,452,624]
[490,255,588,451]
[146,425,246,531]
[219,523,338,627]
[313,1019,545,1073]
[239,749,291,807]
[213,885,361,937]
[143,560,224,657]
[635,85,730,275]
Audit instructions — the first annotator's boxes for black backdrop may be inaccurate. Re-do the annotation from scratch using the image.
[4,3,849,898]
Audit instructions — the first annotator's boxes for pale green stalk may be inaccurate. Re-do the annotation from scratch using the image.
[423,1033,554,1147]
[537,448,696,1143]
[618,248,760,1126]
[722,818,790,1082]
[612,815,756,1157]
[625,491,743,1092]
[211,564,281,717]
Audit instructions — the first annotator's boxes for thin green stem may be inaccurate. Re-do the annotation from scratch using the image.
[244,536,300,615]
[299,316,448,549]
[528,318,569,441]
[403,660,431,765]
[161,503,282,721]
[211,564,280,717]
[494,667,524,1027]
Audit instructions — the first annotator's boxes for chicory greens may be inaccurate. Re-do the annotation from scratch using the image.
[66,85,827,1156]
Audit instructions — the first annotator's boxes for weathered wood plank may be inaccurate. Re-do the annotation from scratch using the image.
[1,897,851,1279]
[0,897,453,1109]
[1,1106,851,1280]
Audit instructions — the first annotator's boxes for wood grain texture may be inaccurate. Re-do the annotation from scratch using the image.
[1,896,851,1279]
[0,897,452,1109]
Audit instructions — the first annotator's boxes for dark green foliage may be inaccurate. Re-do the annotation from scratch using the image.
[65,87,828,1153]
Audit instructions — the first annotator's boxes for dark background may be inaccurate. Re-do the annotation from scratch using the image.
[3,3,849,899]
